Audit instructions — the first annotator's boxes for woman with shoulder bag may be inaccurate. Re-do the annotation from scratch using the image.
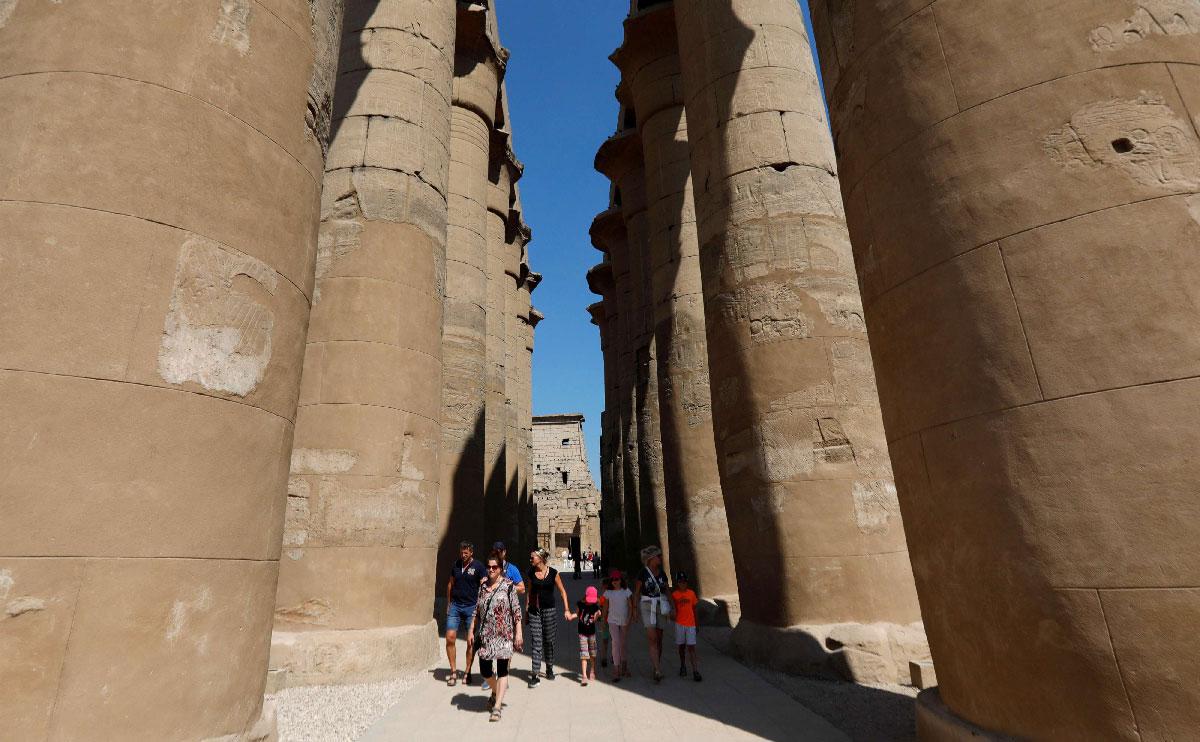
[632,545,671,682]
[466,551,523,722]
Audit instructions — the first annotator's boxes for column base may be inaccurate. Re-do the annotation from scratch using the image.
[201,700,277,742]
[730,618,930,685]
[268,621,439,689]
[916,688,1013,741]
[697,594,741,627]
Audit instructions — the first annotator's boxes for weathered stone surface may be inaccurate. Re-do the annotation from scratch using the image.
[812,0,1200,736]
[273,0,450,689]
[614,3,738,606]
[531,414,602,555]
[0,1,339,734]
[672,0,922,656]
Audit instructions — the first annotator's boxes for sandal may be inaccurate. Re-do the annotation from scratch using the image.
[489,709,502,723]
[487,693,497,711]
[446,673,457,687]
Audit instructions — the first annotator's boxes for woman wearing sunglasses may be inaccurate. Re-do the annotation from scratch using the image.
[466,551,524,722]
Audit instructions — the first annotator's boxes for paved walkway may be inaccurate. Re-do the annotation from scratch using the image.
[363,577,847,742]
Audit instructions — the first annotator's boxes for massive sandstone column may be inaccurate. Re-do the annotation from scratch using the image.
[597,124,671,569]
[673,0,924,680]
[439,5,504,565]
[590,197,643,569]
[271,0,453,688]
[515,273,544,556]
[0,1,342,737]
[503,201,532,549]
[808,1,1200,738]
[484,103,522,543]
[614,2,737,613]
[587,268,627,564]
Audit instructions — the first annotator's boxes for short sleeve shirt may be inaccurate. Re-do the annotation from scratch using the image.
[450,559,486,605]
[504,562,523,585]
[576,601,601,636]
[672,588,698,628]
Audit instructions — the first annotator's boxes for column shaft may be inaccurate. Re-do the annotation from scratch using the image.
[811,1,1200,737]
[674,0,923,677]
[440,9,502,566]
[273,0,454,688]
[616,4,738,609]
[0,0,343,736]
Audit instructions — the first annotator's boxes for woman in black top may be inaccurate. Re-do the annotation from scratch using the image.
[526,547,570,686]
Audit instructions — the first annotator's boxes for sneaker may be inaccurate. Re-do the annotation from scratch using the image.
[545,670,555,680]
[678,665,687,677]
[693,671,702,682]
[529,676,541,688]
[481,679,490,691]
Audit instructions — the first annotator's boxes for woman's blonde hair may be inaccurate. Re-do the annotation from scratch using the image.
[531,547,550,566]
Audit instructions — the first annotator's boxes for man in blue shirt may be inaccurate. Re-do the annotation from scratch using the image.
[492,541,525,595]
[445,541,485,686]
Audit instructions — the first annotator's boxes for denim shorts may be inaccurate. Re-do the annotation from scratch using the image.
[446,602,475,633]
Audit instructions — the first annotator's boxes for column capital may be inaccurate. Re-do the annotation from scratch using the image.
[589,206,627,254]
[587,261,615,296]
[595,128,644,182]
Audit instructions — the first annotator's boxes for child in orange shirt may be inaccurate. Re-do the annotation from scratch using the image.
[670,571,701,681]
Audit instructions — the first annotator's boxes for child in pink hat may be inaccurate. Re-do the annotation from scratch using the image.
[566,586,602,685]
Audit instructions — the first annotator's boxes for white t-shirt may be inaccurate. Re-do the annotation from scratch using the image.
[604,588,633,626]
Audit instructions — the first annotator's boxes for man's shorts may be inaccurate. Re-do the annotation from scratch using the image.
[578,634,598,658]
[446,602,475,633]
[675,624,697,646]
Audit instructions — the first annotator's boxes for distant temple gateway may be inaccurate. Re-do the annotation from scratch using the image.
[530,414,601,559]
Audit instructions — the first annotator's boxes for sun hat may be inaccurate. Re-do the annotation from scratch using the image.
[608,568,622,579]
[585,586,599,604]
[639,545,662,564]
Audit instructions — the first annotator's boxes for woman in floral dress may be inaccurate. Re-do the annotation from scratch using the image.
[467,550,523,721]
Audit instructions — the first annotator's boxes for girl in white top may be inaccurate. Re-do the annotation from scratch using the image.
[601,571,634,682]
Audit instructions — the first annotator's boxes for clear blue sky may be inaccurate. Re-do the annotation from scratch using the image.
[499,2,817,481]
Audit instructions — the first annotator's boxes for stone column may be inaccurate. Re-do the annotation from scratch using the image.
[0,1,342,737]
[271,0,454,689]
[516,273,544,556]
[503,204,531,550]
[614,2,738,614]
[597,124,671,570]
[673,0,925,681]
[808,1,1200,737]
[439,5,504,567]
[590,201,643,569]
[485,105,522,545]
[587,267,626,564]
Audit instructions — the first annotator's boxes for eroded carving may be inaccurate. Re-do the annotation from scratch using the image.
[158,236,278,397]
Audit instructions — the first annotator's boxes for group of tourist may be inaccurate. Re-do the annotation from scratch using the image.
[443,541,703,722]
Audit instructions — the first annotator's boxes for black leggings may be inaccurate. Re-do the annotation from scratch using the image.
[479,658,509,679]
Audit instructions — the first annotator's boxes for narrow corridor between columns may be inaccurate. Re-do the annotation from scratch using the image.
[361,577,847,741]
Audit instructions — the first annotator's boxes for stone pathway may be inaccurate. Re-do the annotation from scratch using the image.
[361,578,848,742]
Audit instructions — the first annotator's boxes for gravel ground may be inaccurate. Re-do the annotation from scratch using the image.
[703,627,920,742]
[268,675,419,742]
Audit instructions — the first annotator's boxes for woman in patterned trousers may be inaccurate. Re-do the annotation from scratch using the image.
[525,547,570,686]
